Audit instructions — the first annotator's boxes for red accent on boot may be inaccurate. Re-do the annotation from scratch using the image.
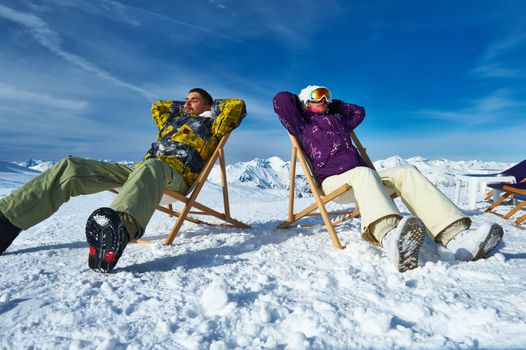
[89,245,97,256]
[104,251,117,263]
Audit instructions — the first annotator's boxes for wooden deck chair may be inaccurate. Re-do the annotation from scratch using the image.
[110,132,250,245]
[277,132,380,249]
[483,158,526,201]
[485,180,526,228]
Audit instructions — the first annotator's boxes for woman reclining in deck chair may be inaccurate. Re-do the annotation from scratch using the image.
[273,85,503,272]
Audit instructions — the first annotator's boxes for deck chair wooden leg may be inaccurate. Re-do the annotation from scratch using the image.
[163,134,249,245]
[297,147,345,249]
[485,192,512,212]
[221,216,250,228]
[189,200,249,228]
[515,213,526,225]
[218,148,231,219]
[484,190,494,201]
[331,206,360,226]
[277,148,298,229]
[504,201,526,219]
[163,140,222,245]
[288,146,297,223]
[162,194,249,245]
[312,189,345,249]
[164,206,191,245]
[163,175,213,246]
[131,239,155,245]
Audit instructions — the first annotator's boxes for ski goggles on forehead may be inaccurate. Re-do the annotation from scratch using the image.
[308,87,331,103]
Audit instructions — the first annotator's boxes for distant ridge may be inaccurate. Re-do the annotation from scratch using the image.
[9,156,514,195]
[0,160,41,174]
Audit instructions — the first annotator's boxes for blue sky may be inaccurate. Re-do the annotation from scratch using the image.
[0,0,524,164]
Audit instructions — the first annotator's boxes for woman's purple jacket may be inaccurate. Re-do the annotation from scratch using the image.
[273,91,368,184]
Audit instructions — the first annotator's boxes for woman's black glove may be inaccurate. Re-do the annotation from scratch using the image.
[294,94,303,111]
[328,99,343,114]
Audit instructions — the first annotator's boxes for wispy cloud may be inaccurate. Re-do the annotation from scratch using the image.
[48,0,252,46]
[0,3,155,100]
[481,32,526,62]
[416,90,525,124]
[470,64,524,79]
[86,0,340,50]
[209,0,228,10]
[0,82,88,110]
[0,101,153,162]
[235,2,342,49]
[471,32,526,79]
[124,3,251,45]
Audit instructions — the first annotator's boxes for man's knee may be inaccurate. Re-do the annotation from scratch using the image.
[52,157,98,192]
[133,159,171,180]
[137,158,167,171]
[55,156,88,174]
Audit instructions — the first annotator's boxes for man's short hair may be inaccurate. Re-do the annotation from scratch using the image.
[189,88,213,106]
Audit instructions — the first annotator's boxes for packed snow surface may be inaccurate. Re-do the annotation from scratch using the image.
[1,157,525,349]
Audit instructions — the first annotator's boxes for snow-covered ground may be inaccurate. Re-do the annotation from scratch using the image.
[1,157,526,349]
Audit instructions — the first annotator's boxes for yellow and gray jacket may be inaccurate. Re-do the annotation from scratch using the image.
[142,98,246,187]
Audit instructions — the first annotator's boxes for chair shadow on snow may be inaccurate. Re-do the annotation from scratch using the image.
[5,218,514,271]
[124,219,513,273]
[0,298,31,316]
[500,252,526,260]
[120,220,298,273]
[5,241,86,255]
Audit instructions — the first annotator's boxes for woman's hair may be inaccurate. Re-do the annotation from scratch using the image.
[189,88,213,106]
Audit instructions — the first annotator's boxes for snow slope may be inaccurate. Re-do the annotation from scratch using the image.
[0,161,40,189]
[1,157,525,349]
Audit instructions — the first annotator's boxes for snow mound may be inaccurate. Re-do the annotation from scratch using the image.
[0,161,41,188]
[200,282,230,315]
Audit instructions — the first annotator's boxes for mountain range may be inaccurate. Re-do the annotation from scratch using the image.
[9,156,514,198]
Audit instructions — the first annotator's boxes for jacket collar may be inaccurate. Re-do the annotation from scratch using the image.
[199,110,215,118]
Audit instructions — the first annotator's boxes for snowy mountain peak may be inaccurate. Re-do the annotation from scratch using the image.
[0,161,40,174]
[407,156,431,162]
[13,159,55,172]
[374,155,409,170]
[242,157,285,170]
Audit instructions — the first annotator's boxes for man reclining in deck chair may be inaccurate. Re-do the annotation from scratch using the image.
[273,85,503,272]
[0,88,246,273]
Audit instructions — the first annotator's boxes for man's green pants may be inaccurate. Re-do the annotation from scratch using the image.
[0,157,188,240]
